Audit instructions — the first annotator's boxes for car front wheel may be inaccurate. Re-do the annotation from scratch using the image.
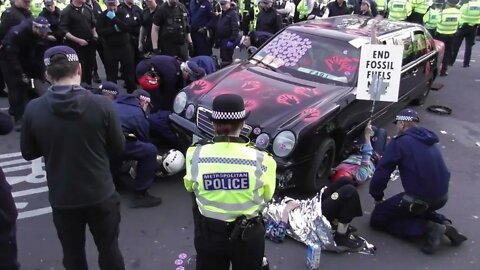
[300,138,336,193]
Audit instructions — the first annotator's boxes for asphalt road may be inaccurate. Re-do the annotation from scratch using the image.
[1,44,480,270]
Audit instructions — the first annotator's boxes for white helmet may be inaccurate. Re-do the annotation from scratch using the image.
[160,149,186,175]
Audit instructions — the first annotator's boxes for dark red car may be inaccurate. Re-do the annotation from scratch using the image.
[170,15,441,192]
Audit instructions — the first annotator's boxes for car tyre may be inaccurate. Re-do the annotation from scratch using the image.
[412,78,433,106]
[301,138,336,193]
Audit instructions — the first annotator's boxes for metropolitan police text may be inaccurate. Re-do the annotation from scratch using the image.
[366,50,394,81]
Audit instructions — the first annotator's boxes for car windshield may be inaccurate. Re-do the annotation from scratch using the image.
[251,30,361,86]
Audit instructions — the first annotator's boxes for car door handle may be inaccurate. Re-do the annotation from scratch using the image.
[412,68,419,75]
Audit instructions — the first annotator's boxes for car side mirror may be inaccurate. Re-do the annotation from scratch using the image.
[247,46,258,56]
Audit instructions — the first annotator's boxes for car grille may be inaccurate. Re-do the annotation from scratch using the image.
[197,107,252,137]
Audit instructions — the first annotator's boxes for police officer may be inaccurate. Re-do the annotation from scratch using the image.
[215,0,239,66]
[138,0,157,54]
[0,17,54,130]
[136,55,184,111]
[151,0,192,61]
[408,0,431,24]
[59,0,99,86]
[323,0,352,17]
[85,0,105,83]
[239,30,273,49]
[370,108,468,254]
[376,0,387,16]
[256,0,282,34]
[32,0,44,16]
[239,0,257,33]
[118,0,143,64]
[0,111,18,269]
[190,54,217,74]
[184,93,276,270]
[96,80,120,99]
[39,0,62,46]
[423,0,442,36]
[190,0,216,56]
[436,0,461,76]
[97,0,137,93]
[387,0,412,21]
[0,0,32,99]
[112,89,163,208]
[451,0,480,68]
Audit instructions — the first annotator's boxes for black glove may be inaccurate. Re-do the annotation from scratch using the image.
[153,48,162,55]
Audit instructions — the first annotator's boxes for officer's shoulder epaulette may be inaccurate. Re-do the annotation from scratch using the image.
[193,138,213,146]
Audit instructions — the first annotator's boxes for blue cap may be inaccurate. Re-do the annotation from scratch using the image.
[394,108,420,124]
[33,16,51,34]
[181,61,206,81]
[99,81,119,96]
[44,45,79,66]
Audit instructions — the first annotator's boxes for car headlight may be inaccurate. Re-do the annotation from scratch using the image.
[173,92,187,114]
[255,133,270,150]
[272,131,296,158]
[185,104,195,120]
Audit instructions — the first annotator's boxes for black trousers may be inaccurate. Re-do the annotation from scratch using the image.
[191,27,213,56]
[218,39,235,65]
[93,41,106,75]
[65,41,95,85]
[321,178,363,224]
[0,225,19,270]
[159,41,189,62]
[452,25,476,67]
[104,45,136,93]
[407,11,424,25]
[436,33,455,74]
[52,193,125,270]
[193,206,265,270]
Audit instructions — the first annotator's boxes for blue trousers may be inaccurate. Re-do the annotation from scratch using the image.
[148,111,178,146]
[370,193,447,239]
[115,140,158,192]
[218,39,235,64]
[191,28,213,56]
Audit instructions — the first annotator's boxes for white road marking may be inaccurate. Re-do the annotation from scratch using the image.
[15,202,28,209]
[18,207,52,219]
[12,186,49,198]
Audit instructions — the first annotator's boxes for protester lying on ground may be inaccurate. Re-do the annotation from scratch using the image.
[330,123,386,185]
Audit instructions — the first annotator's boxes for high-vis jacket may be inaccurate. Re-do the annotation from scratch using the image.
[436,6,461,35]
[411,0,431,15]
[377,0,387,12]
[388,0,412,21]
[459,0,480,26]
[184,136,277,222]
[423,7,441,30]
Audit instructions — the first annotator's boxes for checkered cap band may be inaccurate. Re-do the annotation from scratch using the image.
[198,157,267,172]
[395,115,418,122]
[44,53,79,66]
[211,110,246,120]
[101,89,118,96]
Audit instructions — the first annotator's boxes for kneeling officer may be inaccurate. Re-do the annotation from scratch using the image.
[184,94,277,270]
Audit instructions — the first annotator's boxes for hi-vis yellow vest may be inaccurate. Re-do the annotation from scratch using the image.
[184,141,277,222]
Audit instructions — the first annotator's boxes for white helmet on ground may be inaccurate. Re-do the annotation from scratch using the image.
[159,149,186,175]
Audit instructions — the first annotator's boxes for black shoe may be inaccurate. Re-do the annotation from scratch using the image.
[444,225,467,246]
[439,72,448,77]
[334,233,364,252]
[14,118,22,132]
[93,72,101,83]
[130,191,162,208]
[421,223,446,254]
[463,64,470,68]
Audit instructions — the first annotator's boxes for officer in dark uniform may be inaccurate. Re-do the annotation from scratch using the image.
[85,0,104,83]
[39,0,62,46]
[239,30,272,48]
[59,0,98,86]
[184,93,277,270]
[0,0,31,99]
[255,0,283,34]
[324,0,351,17]
[0,17,53,130]
[215,0,239,66]
[151,0,192,61]
[0,111,18,270]
[190,0,216,56]
[118,0,143,64]
[138,0,158,54]
[97,0,136,93]
[190,55,217,74]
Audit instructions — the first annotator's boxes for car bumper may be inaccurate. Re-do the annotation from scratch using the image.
[169,113,310,190]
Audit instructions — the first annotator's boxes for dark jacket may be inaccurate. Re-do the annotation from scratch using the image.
[1,19,47,78]
[255,7,283,34]
[190,0,216,29]
[20,85,125,208]
[0,111,16,233]
[190,55,217,74]
[215,8,239,41]
[118,3,143,41]
[327,1,351,17]
[153,1,190,44]
[370,127,450,201]
[59,3,96,41]
[136,55,183,111]
[39,7,62,42]
[141,6,158,52]
[97,8,132,48]
[114,94,150,142]
[249,30,273,47]
[0,5,31,41]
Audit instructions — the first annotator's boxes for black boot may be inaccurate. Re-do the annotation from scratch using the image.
[421,222,446,254]
[130,191,162,208]
[14,117,22,132]
[334,232,364,252]
[444,225,467,246]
